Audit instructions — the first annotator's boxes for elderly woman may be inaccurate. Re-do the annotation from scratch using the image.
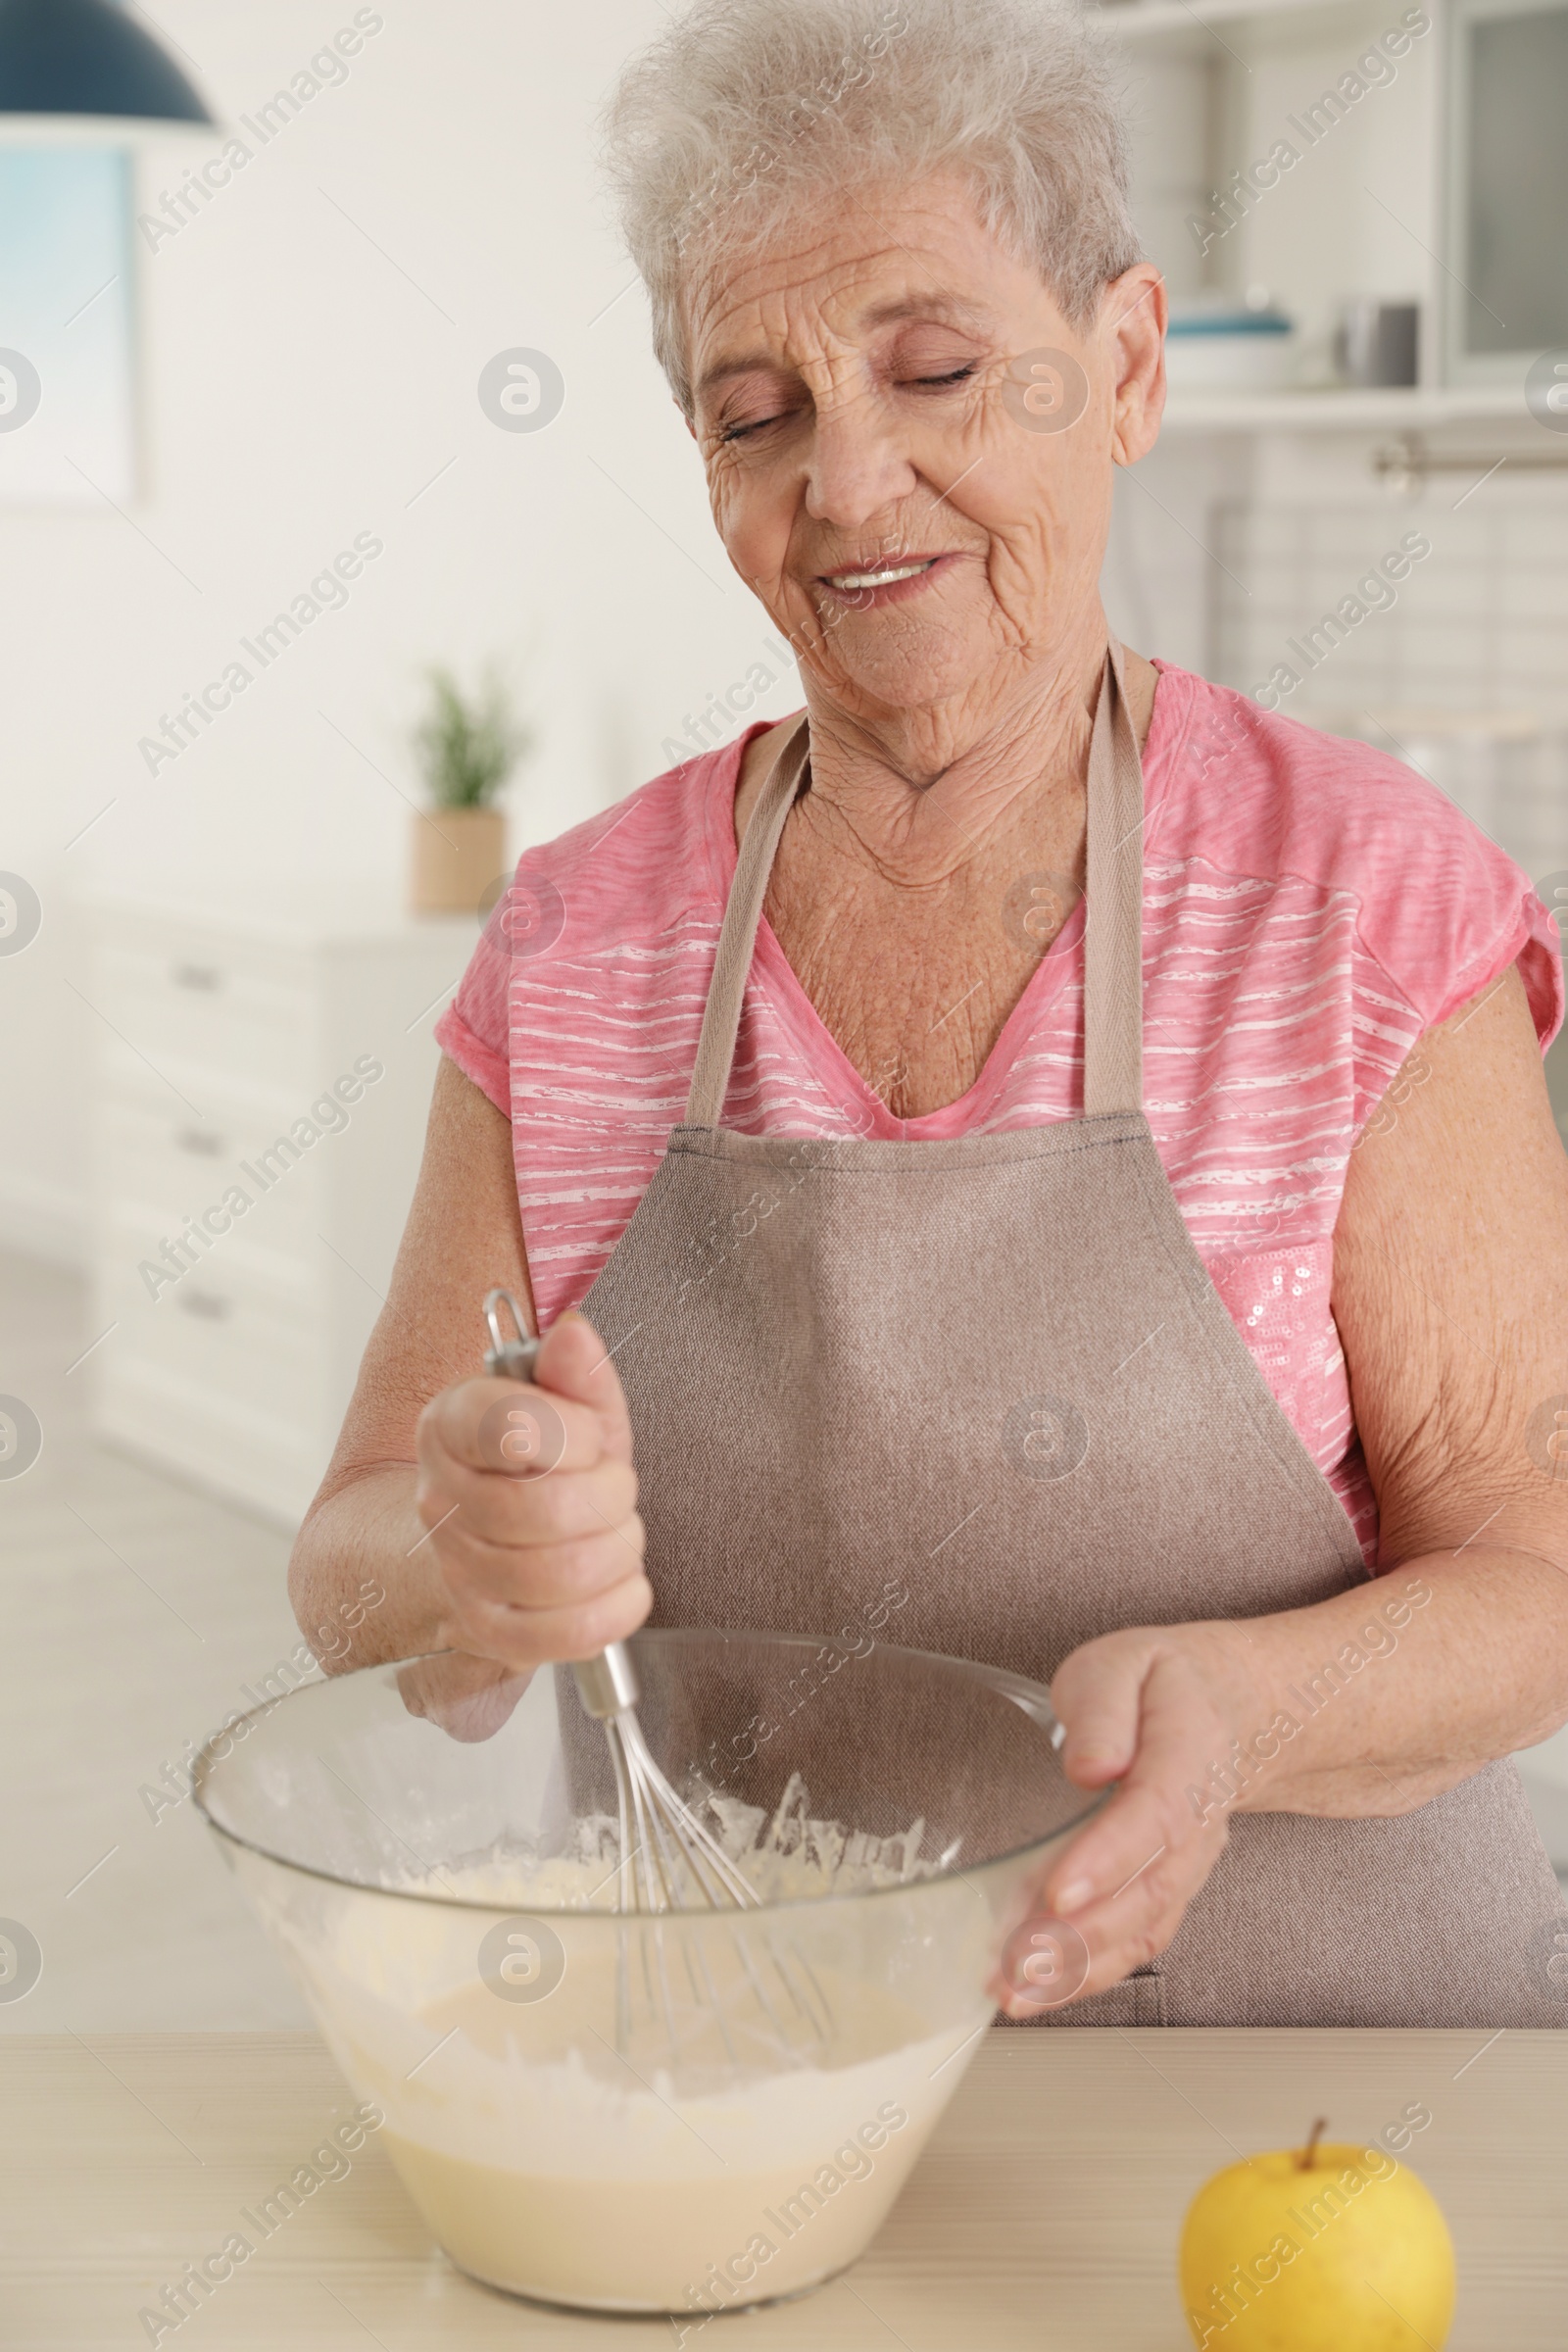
[290,0,1568,2026]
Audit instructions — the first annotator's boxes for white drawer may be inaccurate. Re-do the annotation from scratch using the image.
[95,1221,320,1432]
[97,935,313,1095]
[84,902,459,1521]
[101,1091,320,1269]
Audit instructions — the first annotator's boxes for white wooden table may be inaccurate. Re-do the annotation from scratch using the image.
[3,2027,1563,2348]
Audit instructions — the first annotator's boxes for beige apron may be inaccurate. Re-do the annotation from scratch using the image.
[581,645,1566,2028]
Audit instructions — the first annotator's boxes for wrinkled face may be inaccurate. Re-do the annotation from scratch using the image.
[685,172,1164,742]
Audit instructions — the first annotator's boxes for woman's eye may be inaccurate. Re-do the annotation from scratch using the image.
[907,364,977,388]
[719,410,790,444]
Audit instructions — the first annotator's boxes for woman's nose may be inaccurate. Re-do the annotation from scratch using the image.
[803,386,918,531]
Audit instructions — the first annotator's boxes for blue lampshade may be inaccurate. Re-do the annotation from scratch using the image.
[0,0,215,123]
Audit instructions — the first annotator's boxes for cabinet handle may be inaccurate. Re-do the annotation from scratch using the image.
[176,1290,231,1321]
[173,1127,224,1157]
[172,962,222,992]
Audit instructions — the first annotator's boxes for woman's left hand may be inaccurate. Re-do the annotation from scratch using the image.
[995,1621,1260,2016]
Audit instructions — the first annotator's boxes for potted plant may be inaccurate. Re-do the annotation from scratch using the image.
[409,665,529,915]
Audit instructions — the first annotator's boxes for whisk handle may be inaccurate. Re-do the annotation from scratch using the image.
[482,1288,540,1384]
[573,1642,640,1720]
[479,1291,638,1725]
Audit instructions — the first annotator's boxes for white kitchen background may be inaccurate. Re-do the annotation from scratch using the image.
[2,0,1566,2031]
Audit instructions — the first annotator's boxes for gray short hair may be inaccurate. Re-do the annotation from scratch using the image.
[602,0,1141,415]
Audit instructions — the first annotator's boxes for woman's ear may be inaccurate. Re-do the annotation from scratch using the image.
[1105,265,1167,466]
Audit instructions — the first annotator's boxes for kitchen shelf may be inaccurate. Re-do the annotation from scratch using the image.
[1157,384,1532,432]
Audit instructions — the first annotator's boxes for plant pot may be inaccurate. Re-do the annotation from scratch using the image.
[409,806,507,916]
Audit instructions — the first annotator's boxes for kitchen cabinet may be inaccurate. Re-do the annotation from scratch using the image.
[1100,0,1568,714]
[1110,0,1445,393]
[1109,0,1568,400]
[1443,0,1568,384]
[83,891,476,1527]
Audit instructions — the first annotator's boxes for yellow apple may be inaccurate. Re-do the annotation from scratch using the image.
[1179,2119,1455,2350]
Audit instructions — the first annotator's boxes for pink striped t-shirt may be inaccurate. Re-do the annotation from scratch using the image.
[436,662,1561,1565]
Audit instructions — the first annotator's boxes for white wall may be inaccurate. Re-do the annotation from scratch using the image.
[0,0,803,1256]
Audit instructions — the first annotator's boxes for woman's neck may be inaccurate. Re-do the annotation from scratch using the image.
[733,632,1157,880]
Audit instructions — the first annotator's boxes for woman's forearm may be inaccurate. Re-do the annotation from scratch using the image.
[288,1465,449,1674]
[1200,1548,1568,1824]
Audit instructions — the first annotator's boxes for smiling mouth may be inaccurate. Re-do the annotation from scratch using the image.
[820,555,943,592]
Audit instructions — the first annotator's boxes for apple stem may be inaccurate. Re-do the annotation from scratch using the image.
[1297,2117,1328,2171]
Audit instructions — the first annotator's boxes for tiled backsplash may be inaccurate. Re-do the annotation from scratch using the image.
[1211,489,1568,727]
[1208,485,1568,883]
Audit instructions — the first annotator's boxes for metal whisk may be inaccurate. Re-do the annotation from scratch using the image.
[481,1291,831,2065]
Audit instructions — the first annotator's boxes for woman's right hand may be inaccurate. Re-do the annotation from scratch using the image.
[411,1308,651,1673]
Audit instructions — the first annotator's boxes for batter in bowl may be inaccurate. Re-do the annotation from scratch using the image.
[380,1961,966,2313]
[287,1816,992,2315]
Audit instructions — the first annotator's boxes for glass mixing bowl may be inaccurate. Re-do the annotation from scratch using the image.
[194,1628,1108,2317]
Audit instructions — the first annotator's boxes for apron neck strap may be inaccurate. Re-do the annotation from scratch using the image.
[684,647,1145,1127]
[685,710,811,1126]
[1083,636,1145,1117]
